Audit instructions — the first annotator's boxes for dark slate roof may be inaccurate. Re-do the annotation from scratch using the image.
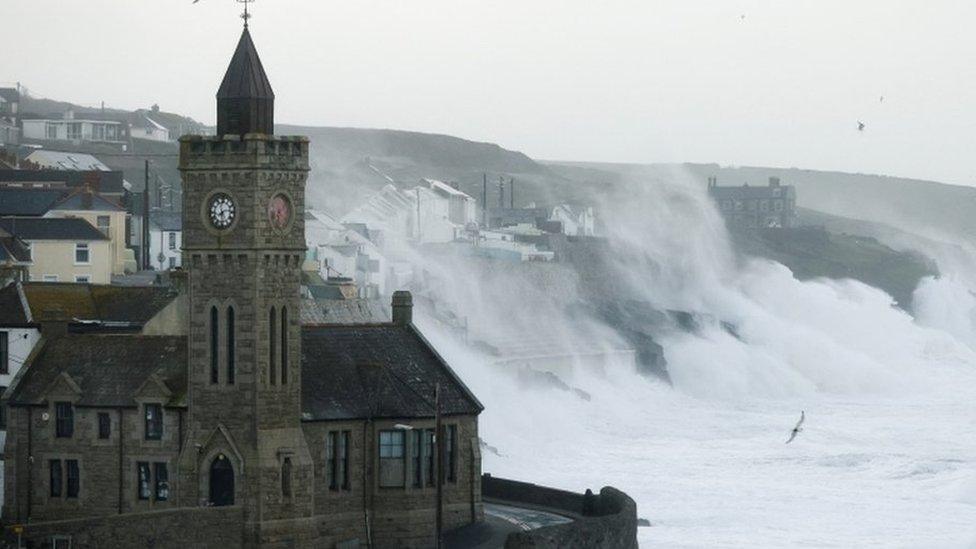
[51,190,124,212]
[21,283,177,324]
[0,170,127,196]
[217,28,274,100]
[0,188,66,216]
[0,283,28,324]
[0,217,108,241]
[299,297,389,324]
[301,324,483,421]
[6,335,186,408]
[708,184,797,200]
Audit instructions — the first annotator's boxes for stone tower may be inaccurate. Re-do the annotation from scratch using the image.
[176,27,314,544]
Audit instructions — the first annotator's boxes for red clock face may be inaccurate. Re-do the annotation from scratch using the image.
[268,194,292,230]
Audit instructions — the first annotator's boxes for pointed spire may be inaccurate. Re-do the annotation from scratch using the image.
[216,28,275,136]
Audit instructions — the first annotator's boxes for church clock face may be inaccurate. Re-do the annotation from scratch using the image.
[208,193,236,230]
[267,193,292,230]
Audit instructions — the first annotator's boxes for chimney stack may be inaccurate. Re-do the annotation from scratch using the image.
[392,291,413,326]
[769,176,780,188]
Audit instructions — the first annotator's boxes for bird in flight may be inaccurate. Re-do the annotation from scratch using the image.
[857,121,866,132]
[785,411,805,444]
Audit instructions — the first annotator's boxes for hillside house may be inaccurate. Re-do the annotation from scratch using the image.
[22,115,125,146]
[708,176,799,229]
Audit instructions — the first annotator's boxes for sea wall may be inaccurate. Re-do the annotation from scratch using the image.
[481,474,638,549]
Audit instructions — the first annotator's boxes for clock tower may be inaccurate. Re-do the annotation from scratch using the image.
[176,27,314,543]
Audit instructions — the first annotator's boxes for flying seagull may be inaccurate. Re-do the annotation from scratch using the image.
[857,121,866,132]
[785,411,805,444]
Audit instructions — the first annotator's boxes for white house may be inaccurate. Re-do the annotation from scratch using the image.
[148,210,182,270]
[549,205,596,236]
[22,115,125,145]
[306,210,389,297]
[130,115,171,142]
[423,178,477,226]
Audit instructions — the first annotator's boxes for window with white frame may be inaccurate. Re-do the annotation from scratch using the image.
[74,243,90,264]
[42,275,59,282]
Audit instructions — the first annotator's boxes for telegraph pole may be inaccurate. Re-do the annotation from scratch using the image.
[482,172,487,229]
[143,160,150,270]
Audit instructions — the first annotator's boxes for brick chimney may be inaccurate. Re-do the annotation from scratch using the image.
[391,290,413,326]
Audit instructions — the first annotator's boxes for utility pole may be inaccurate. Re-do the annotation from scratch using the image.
[143,160,150,270]
[482,172,487,229]
[497,176,505,209]
[435,382,443,549]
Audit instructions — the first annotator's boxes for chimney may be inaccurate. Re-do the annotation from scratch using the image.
[391,290,413,326]
[769,176,781,188]
[81,188,93,210]
[510,177,515,209]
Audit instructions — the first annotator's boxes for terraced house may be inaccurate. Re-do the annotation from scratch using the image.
[2,27,484,548]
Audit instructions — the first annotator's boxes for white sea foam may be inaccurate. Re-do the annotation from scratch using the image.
[410,166,976,547]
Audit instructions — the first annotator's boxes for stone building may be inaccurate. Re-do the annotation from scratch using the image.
[707,176,798,229]
[2,27,483,548]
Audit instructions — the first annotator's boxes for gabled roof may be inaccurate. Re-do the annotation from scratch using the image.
[20,283,177,324]
[0,169,127,195]
[217,28,274,100]
[5,335,186,408]
[0,217,107,241]
[51,189,125,212]
[299,297,389,324]
[0,188,66,216]
[301,324,483,421]
[24,151,111,172]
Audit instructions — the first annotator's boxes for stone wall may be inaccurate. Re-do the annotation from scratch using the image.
[482,475,638,549]
[3,505,244,549]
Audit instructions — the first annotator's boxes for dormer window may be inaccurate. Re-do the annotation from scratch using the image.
[144,403,163,440]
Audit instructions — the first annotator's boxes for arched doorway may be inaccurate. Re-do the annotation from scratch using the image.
[209,454,235,506]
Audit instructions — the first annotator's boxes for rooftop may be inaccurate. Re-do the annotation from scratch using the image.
[5,335,187,408]
[0,217,108,241]
[24,151,112,172]
[0,188,66,216]
[0,282,178,326]
[301,324,483,421]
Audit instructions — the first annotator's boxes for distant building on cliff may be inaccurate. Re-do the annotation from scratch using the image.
[707,176,798,229]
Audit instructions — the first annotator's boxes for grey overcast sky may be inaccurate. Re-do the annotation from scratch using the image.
[4,1,975,186]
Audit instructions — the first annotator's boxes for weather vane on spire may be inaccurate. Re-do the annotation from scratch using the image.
[238,0,254,27]
[191,0,255,27]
